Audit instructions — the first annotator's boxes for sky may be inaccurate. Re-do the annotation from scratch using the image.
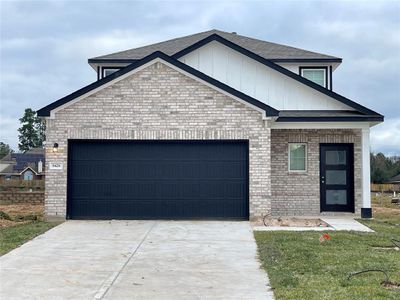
[0,0,399,155]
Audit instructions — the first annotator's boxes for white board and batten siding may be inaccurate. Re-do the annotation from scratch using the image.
[179,41,352,111]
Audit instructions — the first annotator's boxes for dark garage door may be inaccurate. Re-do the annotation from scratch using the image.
[67,140,249,220]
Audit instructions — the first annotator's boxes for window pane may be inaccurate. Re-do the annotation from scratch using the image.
[24,170,33,181]
[302,69,325,86]
[326,170,346,185]
[104,69,119,77]
[289,144,306,171]
[326,190,347,205]
[290,157,305,170]
[326,150,346,165]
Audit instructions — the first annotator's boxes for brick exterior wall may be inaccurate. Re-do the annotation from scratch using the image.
[0,191,44,205]
[271,129,362,217]
[44,62,271,219]
[43,61,363,220]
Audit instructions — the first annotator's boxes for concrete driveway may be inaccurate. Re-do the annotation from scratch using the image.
[0,221,274,299]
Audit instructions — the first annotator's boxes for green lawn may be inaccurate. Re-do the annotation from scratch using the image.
[255,210,400,300]
[0,221,60,255]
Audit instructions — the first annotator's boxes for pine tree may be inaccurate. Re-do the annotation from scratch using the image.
[17,108,46,152]
[0,142,13,159]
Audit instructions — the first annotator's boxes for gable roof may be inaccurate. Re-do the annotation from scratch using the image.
[19,166,39,175]
[39,33,383,122]
[0,150,45,175]
[171,34,383,118]
[37,51,279,117]
[89,29,342,64]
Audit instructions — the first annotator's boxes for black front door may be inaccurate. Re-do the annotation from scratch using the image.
[320,144,354,212]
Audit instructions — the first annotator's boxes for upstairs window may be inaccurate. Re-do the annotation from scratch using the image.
[300,67,327,87]
[102,68,120,78]
[23,170,34,181]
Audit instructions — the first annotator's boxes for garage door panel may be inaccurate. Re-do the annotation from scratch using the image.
[70,161,112,180]
[72,181,245,201]
[71,199,247,220]
[68,140,248,219]
[110,161,245,180]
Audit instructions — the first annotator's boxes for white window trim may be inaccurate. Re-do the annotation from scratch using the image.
[300,68,326,87]
[288,143,307,173]
[102,68,120,78]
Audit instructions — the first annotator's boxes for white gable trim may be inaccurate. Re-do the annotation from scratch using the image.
[19,166,38,175]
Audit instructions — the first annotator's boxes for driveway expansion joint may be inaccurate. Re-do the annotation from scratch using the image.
[93,221,157,300]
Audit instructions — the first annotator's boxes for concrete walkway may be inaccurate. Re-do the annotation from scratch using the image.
[253,218,374,232]
[0,221,274,300]
[321,217,374,232]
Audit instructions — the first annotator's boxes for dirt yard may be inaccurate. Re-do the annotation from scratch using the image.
[0,204,44,228]
[252,217,329,227]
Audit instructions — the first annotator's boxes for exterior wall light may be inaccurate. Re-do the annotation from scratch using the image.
[53,143,59,153]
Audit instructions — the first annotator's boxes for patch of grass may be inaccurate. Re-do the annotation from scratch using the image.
[0,210,13,221]
[255,211,400,300]
[0,221,60,256]
[0,204,61,255]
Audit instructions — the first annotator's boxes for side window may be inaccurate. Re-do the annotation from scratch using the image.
[288,143,307,172]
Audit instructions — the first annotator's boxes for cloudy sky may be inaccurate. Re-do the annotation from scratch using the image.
[1,0,399,155]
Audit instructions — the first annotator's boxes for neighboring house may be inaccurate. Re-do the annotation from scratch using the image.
[0,148,45,180]
[38,29,383,220]
[388,174,400,185]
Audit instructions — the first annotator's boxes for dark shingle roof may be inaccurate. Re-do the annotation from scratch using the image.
[389,174,400,183]
[11,153,44,173]
[89,29,341,63]
[0,148,45,174]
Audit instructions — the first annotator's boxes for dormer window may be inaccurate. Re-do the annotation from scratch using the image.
[299,67,328,88]
[102,68,121,78]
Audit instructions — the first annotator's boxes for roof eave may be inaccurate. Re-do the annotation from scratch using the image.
[88,58,138,64]
[88,58,343,65]
[39,51,279,118]
[276,116,384,122]
[270,58,342,63]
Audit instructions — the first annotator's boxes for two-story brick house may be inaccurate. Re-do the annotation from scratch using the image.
[37,30,383,220]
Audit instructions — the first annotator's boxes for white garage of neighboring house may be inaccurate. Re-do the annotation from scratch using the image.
[37,30,383,220]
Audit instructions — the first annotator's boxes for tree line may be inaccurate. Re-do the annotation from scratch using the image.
[370,152,400,183]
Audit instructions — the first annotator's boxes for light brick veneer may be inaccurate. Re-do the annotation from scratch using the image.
[44,62,271,219]
[44,61,363,220]
[271,129,362,217]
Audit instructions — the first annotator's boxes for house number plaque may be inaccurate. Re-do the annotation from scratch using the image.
[49,162,63,170]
